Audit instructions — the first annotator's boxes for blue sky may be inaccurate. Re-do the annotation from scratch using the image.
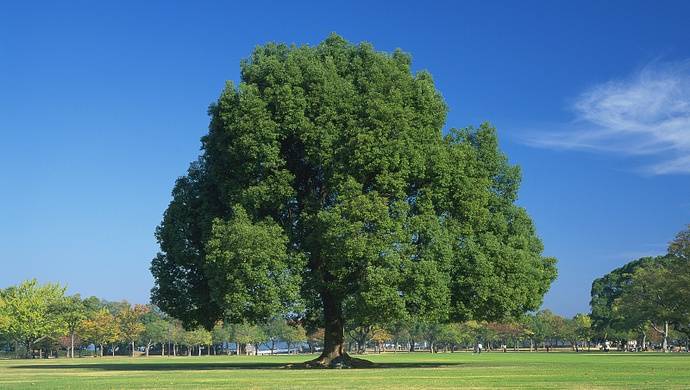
[1,1,689,316]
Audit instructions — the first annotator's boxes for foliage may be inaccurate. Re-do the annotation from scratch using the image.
[151,34,557,364]
[232,323,265,352]
[589,256,671,338]
[614,260,689,350]
[669,224,689,261]
[80,309,120,355]
[0,279,66,355]
[117,304,148,348]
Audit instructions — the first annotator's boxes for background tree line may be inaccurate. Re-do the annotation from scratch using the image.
[0,282,310,359]
[0,281,595,359]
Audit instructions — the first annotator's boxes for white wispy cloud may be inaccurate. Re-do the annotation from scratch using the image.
[524,60,690,175]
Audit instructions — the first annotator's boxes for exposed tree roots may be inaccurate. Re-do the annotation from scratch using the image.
[286,353,375,369]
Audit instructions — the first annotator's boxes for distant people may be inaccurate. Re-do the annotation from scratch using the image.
[477,343,483,354]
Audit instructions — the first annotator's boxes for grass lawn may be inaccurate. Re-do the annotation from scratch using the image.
[1,352,689,389]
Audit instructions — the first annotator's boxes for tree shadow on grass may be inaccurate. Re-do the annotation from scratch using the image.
[10,361,465,371]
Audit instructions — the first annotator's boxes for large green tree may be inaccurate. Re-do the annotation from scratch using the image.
[151,34,557,367]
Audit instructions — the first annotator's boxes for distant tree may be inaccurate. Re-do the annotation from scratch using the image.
[140,318,168,357]
[615,261,688,352]
[211,322,231,355]
[81,309,120,357]
[306,328,324,354]
[169,322,186,356]
[0,290,10,344]
[346,323,375,354]
[370,328,392,353]
[150,34,557,367]
[282,324,307,354]
[590,256,670,341]
[529,310,564,351]
[56,294,94,358]
[233,323,265,355]
[668,261,690,345]
[487,321,525,351]
[187,328,212,356]
[570,314,592,352]
[117,304,148,357]
[388,321,412,352]
[180,329,196,356]
[420,322,446,353]
[668,224,690,261]
[0,280,66,358]
[432,323,464,352]
[262,317,291,355]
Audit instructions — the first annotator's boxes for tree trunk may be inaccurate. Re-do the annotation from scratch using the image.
[70,333,75,358]
[663,321,669,352]
[304,291,372,368]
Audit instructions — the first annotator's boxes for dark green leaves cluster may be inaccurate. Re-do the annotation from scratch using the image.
[205,207,303,323]
[151,34,557,331]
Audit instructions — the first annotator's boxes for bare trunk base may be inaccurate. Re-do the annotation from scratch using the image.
[292,291,374,369]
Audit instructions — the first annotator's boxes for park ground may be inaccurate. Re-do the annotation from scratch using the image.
[1,352,689,389]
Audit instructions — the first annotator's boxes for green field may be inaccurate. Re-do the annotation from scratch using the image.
[1,352,688,389]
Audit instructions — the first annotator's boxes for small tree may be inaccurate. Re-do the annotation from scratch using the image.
[0,280,66,358]
[283,324,307,354]
[668,224,689,261]
[262,318,291,355]
[571,314,592,351]
[370,328,392,353]
[187,328,212,356]
[211,322,231,355]
[57,295,92,358]
[141,319,167,357]
[306,328,324,354]
[234,323,265,355]
[117,304,148,357]
[81,309,120,357]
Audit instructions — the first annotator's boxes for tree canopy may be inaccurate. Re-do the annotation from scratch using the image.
[590,224,690,351]
[151,34,557,366]
[0,279,66,357]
